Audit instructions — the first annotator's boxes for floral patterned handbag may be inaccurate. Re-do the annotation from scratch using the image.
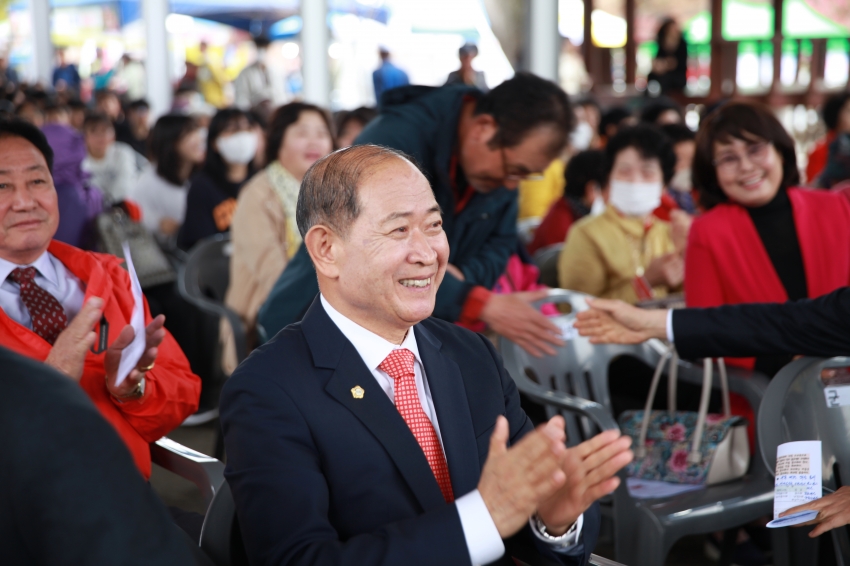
[618,348,750,485]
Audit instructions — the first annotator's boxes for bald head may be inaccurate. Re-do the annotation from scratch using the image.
[296,144,424,239]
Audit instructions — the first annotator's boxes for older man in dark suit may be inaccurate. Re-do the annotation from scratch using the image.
[220,145,633,566]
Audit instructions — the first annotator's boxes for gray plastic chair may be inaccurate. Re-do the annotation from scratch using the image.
[177,233,248,458]
[758,356,850,566]
[178,233,248,368]
[532,243,564,289]
[500,289,775,566]
[151,437,226,511]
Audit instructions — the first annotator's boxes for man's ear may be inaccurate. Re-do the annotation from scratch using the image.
[304,225,341,280]
[473,113,499,145]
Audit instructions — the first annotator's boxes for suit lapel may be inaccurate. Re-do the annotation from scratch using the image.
[302,298,447,512]
[414,324,481,497]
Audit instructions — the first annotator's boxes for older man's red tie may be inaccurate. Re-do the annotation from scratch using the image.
[8,266,68,345]
[379,348,455,503]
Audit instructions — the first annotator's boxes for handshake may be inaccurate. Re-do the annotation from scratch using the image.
[478,415,633,538]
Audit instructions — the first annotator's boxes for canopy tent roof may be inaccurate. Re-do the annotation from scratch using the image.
[11,0,389,37]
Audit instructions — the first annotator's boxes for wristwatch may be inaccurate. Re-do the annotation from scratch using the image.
[531,514,579,548]
[113,377,146,402]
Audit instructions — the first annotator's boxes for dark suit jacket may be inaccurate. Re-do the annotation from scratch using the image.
[221,298,599,566]
[257,84,518,338]
[0,347,203,566]
[674,287,850,359]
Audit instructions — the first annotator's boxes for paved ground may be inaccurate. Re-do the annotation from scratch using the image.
[152,422,719,565]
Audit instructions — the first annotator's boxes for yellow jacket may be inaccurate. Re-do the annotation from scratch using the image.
[518,159,565,220]
[558,205,677,303]
[198,62,228,108]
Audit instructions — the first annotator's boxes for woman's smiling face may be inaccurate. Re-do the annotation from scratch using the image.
[713,135,784,207]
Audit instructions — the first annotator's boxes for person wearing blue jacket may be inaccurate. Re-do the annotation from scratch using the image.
[258,74,575,356]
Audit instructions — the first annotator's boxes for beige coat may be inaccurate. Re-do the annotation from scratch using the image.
[558,205,678,303]
[221,169,293,374]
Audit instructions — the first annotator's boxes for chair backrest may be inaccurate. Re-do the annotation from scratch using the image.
[532,243,564,289]
[759,356,850,487]
[179,233,233,312]
[178,233,249,365]
[200,480,249,566]
[757,356,850,560]
[500,289,668,445]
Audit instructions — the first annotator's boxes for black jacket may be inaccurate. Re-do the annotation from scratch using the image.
[0,347,204,565]
[673,287,850,359]
[257,84,518,337]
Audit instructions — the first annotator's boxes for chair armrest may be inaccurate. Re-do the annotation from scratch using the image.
[151,437,226,511]
[177,265,249,364]
[520,386,620,432]
[590,554,627,566]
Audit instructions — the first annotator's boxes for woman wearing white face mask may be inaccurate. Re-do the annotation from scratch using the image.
[177,108,258,251]
[220,103,336,374]
[558,125,683,303]
[528,149,607,256]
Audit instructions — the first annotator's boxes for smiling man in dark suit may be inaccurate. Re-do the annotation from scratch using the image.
[221,145,632,566]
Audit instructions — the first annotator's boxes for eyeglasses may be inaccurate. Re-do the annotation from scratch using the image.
[713,141,772,174]
[500,146,546,182]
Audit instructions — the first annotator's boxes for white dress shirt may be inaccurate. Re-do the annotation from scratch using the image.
[0,252,86,330]
[320,295,582,564]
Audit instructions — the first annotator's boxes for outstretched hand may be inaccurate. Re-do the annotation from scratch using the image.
[782,486,850,537]
[481,290,564,357]
[574,299,668,345]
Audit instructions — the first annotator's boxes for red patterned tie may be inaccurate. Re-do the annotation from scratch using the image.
[8,266,69,345]
[380,348,455,503]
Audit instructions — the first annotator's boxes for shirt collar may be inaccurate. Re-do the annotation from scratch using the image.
[0,251,57,286]
[320,294,421,371]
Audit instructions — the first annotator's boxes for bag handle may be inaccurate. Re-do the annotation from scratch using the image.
[635,347,732,461]
[635,348,672,459]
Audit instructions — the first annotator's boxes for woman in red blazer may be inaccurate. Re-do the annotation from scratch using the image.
[687,101,850,377]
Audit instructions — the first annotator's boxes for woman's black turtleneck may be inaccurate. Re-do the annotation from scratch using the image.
[747,188,807,375]
[747,188,807,300]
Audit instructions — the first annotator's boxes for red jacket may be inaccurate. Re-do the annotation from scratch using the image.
[0,241,201,478]
[685,188,850,368]
[527,198,576,256]
[806,131,836,185]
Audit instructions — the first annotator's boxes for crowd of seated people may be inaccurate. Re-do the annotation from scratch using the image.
[5,58,850,566]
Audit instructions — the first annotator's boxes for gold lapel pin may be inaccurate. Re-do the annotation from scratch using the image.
[351,385,365,399]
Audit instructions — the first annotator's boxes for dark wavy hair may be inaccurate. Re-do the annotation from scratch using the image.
[604,124,676,185]
[474,71,575,157]
[822,92,850,132]
[692,101,799,210]
[148,113,199,186]
[0,119,54,172]
[265,102,336,165]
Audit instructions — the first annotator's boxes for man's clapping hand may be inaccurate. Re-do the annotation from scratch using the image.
[537,430,633,534]
[103,314,166,399]
[44,297,103,381]
[478,416,568,537]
